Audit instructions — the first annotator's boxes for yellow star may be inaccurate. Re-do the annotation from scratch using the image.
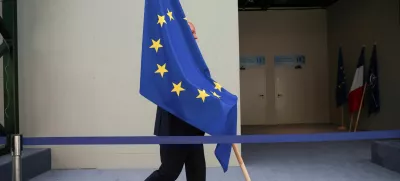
[171,81,185,96]
[157,15,167,27]
[149,39,163,53]
[212,91,221,99]
[167,9,174,21]
[196,89,210,102]
[183,17,188,21]
[155,63,168,78]
[214,82,223,92]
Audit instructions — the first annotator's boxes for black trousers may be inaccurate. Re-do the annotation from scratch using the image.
[145,144,206,181]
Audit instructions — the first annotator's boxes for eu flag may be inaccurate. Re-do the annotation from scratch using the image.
[336,47,347,107]
[139,0,238,172]
[368,44,380,115]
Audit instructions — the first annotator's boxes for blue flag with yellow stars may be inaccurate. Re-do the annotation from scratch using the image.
[336,47,347,107]
[139,0,238,172]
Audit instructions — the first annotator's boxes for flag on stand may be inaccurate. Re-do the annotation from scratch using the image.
[336,47,347,107]
[139,0,238,172]
[367,44,380,115]
[348,47,366,113]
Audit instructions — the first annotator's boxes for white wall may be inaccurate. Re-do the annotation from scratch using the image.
[327,0,400,130]
[18,0,240,169]
[239,10,330,125]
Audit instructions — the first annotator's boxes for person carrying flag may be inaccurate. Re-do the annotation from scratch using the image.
[145,21,206,181]
[140,0,238,179]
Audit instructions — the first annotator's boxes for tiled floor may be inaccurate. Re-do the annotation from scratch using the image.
[31,140,400,181]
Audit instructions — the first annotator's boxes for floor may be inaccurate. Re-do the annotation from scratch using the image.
[31,140,400,181]
[241,123,344,135]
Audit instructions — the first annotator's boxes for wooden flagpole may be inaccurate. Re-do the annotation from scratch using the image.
[338,106,346,130]
[349,113,354,132]
[233,144,251,181]
[354,83,367,132]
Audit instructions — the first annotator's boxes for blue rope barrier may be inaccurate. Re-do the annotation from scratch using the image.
[1,130,399,145]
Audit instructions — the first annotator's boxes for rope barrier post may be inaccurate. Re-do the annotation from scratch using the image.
[11,134,23,181]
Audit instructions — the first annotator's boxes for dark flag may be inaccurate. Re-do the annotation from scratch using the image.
[139,0,238,172]
[336,47,347,107]
[368,44,380,115]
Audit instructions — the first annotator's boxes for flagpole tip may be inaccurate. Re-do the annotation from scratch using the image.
[374,42,377,45]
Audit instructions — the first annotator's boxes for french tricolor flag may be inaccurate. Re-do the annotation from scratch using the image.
[348,47,366,113]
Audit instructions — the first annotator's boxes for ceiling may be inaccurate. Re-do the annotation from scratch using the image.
[238,0,339,11]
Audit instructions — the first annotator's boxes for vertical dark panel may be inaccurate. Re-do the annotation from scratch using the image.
[1,0,19,156]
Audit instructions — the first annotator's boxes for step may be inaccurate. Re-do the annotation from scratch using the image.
[0,148,51,181]
[371,140,400,173]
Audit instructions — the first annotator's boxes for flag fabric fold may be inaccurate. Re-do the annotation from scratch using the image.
[367,45,380,115]
[139,0,238,172]
[336,47,347,107]
[349,47,365,113]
